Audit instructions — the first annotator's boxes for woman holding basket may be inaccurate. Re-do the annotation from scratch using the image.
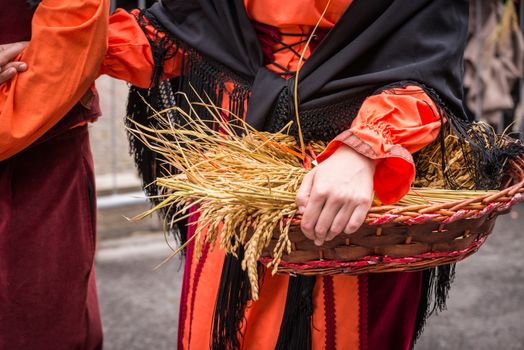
[99,0,468,348]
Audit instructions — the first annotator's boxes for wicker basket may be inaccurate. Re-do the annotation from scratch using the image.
[258,156,524,275]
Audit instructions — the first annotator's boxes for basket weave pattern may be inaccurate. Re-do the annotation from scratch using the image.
[261,161,524,275]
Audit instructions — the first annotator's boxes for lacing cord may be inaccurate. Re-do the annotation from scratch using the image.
[267,32,316,76]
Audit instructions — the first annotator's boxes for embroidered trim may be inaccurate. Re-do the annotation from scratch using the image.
[187,242,210,349]
[334,131,414,165]
[177,211,199,349]
[177,241,193,349]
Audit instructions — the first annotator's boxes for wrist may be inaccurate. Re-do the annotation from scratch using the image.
[331,143,376,170]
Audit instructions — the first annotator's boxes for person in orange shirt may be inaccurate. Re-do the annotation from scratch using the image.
[95,1,468,349]
[0,0,108,348]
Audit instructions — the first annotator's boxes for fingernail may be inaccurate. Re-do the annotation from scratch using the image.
[19,63,27,70]
[314,239,323,246]
[298,206,305,213]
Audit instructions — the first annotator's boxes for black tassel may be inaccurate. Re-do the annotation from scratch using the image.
[411,264,456,348]
[411,269,433,348]
[374,80,524,191]
[434,264,456,312]
[275,275,317,350]
[126,86,157,193]
[211,249,253,350]
[446,116,524,190]
[127,83,191,246]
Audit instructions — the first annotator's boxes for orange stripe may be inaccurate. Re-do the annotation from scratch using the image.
[242,272,290,349]
[312,276,327,349]
[182,241,226,349]
[312,276,360,349]
[332,276,360,350]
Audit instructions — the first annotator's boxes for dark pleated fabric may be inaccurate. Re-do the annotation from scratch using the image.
[367,272,423,350]
[0,0,34,44]
[0,126,103,349]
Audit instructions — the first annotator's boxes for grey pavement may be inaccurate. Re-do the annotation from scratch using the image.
[96,233,181,350]
[95,204,524,350]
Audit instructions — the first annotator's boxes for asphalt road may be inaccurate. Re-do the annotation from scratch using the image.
[95,204,524,350]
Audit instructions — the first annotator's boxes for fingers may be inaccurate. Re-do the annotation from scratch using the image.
[302,192,370,245]
[344,200,371,234]
[296,167,316,213]
[325,203,355,241]
[5,61,28,72]
[0,42,29,66]
[0,67,17,85]
[0,62,27,85]
[298,145,375,246]
[300,183,326,241]
[299,177,372,244]
[0,42,29,84]
[312,196,343,246]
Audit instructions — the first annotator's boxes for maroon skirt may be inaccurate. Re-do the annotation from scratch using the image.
[0,125,102,350]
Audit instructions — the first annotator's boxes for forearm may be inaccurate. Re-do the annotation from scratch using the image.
[0,0,109,160]
[317,85,442,204]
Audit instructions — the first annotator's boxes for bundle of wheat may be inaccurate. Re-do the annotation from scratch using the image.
[128,97,523,299]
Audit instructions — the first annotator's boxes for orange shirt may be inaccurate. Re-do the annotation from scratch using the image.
[101,1,441,204]
[0,0,109,161]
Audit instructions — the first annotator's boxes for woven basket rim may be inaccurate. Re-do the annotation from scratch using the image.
[289,156,524,227]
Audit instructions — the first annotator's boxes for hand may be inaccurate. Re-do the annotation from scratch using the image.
[0,42,29,84]
[296,144,375,246]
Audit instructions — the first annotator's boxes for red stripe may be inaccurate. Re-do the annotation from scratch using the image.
[177,240,193,349]
[177,210,199,349]
[358,275,369,350]
[323,276,336,350]
[187,242,210,349]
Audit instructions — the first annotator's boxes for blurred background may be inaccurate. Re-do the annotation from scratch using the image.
[92,0,524,348]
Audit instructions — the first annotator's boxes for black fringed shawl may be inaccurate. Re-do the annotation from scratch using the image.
[126,0,470,349]
[148,0,468,136]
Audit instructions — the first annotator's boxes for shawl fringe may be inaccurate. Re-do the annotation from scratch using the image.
[211,251,253,350]
[275,276,316,350]
[411,264,456,348]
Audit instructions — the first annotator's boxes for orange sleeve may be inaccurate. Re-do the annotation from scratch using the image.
[317,86,442,204]
[99,9,183,88]
[0,0,109,161]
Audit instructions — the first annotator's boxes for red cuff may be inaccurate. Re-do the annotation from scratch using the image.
[316,130,415,205]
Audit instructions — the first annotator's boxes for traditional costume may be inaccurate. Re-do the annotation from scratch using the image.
[0,0,108,348]
[100,1,469,348]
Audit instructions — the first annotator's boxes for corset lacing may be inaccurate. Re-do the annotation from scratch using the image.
[253,22,324,77]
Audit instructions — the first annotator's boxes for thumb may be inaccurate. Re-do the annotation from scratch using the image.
[296,167,316,213]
